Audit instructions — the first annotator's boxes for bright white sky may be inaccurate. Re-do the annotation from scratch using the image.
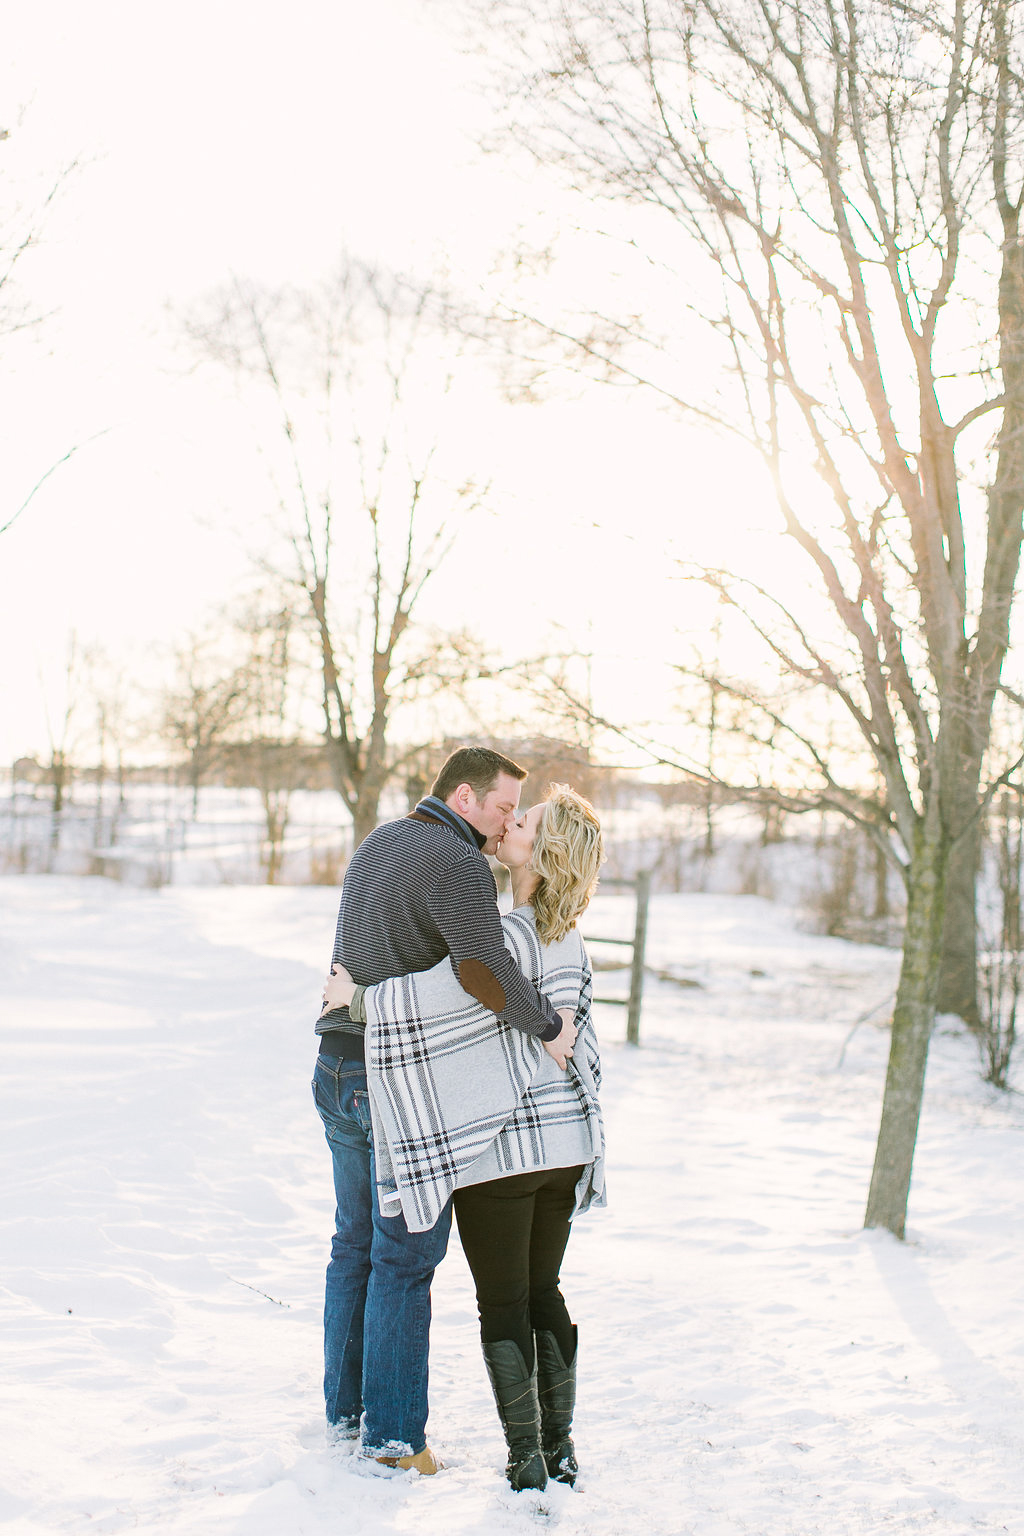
[0,0,781,765]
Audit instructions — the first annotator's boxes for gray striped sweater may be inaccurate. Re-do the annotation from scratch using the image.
[317,798,561,1042]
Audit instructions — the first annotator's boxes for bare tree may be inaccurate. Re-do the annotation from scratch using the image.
[232,597,309,884]
[186,259,490,849]
[976,691,1024,1086]
[469,0,1024,1235]
[39,635,80,869]
[76,648,136,854]
[0,123,85,537]
[978,780,1023,1088]
[160,631,252,817]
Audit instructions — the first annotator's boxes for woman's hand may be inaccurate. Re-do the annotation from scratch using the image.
[320,962,357,1017]
[542,1007,577,1071]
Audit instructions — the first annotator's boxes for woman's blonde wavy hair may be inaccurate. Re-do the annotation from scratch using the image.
[530,783,605,945]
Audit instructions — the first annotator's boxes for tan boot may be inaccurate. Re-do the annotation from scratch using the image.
[375,1445,443,1475]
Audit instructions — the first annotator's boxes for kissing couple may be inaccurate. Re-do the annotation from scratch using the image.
[313,745,607,1490]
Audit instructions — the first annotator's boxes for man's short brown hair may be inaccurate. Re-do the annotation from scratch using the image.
[431,746,528,803]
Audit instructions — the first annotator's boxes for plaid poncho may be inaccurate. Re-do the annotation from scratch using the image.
[364,906,606,1234]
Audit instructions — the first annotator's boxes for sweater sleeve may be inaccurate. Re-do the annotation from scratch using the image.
[426,859,562,1040]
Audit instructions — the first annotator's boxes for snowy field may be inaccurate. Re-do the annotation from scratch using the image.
[2,875,1023,1536]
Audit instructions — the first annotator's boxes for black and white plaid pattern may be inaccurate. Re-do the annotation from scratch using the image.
[365,908,606,1233]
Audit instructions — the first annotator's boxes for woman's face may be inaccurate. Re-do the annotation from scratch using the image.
[496,801,546,870]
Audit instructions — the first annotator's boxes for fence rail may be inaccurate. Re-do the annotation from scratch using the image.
[588,870,652,1045]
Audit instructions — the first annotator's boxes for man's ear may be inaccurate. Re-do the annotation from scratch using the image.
[451,782,474,814]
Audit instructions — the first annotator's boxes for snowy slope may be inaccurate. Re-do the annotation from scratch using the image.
[2,877,1022,1535]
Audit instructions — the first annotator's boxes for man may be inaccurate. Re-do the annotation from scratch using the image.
[312,745,576,1472]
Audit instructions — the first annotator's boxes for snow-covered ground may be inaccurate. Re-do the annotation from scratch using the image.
[2,876,1023,1535]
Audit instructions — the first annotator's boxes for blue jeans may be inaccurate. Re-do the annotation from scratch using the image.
[312,1051,452,1456]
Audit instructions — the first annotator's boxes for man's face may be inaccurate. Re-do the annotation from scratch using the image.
[450,772,523,855]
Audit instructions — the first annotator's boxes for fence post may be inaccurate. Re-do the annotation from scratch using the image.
[625,869,651,1046]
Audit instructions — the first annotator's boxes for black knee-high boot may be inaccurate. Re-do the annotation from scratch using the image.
[535,1326,578,1485]
[480,1339,548,1491]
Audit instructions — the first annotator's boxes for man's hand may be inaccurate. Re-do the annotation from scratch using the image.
[320,962,356,1017]
[542,1007,577,1071]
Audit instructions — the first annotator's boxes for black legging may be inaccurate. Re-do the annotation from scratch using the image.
[453,1164,584,1368]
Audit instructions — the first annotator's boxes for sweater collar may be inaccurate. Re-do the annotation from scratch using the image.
[413,795,488,851]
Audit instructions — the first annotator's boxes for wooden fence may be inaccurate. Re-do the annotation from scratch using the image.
[587,870,652,1045]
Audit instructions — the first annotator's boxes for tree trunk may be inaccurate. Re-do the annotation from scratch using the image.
[704,678,717,858]
[939,114,1024,1027]
[261,789,290,885]
[935,819,980,1024]
[864,812,948,1238]
[872,839,889,921]
[51,751,68,816]
[351,796,382,852]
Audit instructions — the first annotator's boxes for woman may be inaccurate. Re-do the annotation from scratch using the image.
[322,783,605,1492]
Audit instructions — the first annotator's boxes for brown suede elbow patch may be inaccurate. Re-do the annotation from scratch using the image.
[458,958,506,1014]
